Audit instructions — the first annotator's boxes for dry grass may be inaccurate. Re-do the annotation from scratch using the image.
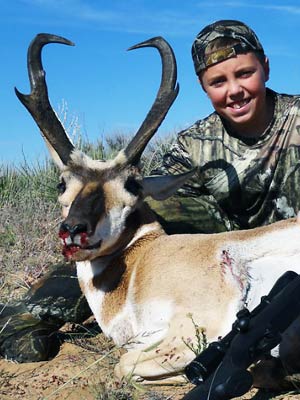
[0,163,62,302]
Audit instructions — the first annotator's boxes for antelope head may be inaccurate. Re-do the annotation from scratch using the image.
[16,33,194,262]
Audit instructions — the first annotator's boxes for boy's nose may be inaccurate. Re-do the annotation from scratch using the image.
[228,80,243,98]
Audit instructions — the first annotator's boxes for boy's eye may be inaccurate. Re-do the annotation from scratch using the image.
[57,179,66,194]
[210,78,225,88]
[239,70,254,78]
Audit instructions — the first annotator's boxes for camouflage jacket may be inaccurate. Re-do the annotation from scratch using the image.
[149,89,300,234]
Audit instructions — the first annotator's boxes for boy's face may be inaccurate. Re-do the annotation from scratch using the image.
[201,52,270,136]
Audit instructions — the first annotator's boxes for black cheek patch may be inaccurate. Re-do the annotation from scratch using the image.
[124,177,142,197]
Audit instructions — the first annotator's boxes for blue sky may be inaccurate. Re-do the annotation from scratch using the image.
[2,0,300,164]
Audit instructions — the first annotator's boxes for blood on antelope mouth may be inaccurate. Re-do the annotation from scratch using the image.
[59,230,102,258]
[61,240,102,259]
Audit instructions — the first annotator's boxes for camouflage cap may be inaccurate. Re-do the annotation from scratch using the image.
[192,20,264,75]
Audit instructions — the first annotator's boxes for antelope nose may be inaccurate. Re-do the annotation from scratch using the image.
[60,222,88,238]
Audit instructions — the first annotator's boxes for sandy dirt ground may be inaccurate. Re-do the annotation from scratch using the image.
[1,331,300,400]
[0,338,190,400]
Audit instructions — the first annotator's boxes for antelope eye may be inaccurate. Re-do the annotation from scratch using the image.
[57,179,66,194]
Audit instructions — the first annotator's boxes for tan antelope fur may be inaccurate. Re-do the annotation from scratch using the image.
[16,33,300,387]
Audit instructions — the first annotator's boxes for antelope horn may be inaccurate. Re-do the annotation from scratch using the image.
[124,36,179,166]
[15,33,75,165]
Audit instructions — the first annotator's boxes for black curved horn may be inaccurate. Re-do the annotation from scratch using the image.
[124,36,179,166]
[15,33,75,165]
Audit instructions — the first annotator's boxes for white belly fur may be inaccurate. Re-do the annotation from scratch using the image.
[76,260,174,348]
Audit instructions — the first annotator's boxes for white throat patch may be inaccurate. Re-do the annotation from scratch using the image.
[94,206,132,252]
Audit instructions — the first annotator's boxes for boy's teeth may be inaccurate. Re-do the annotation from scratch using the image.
[232,100,247,109]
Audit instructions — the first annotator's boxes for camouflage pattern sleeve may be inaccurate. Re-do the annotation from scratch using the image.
[151,128,206,196]
[147,196,231,234]
[149,123,231,233]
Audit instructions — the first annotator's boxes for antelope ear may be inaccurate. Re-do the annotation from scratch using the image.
[142,169,196,200]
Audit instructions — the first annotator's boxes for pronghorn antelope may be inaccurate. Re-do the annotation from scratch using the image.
[16,33,300,387]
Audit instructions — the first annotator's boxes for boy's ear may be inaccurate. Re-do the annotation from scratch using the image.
[264,56,270,82]
[198,75,206,92]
